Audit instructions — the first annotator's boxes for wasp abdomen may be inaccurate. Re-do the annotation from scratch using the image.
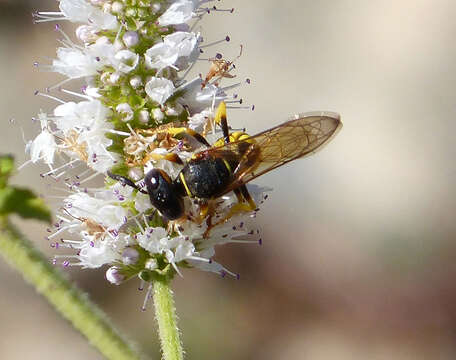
[180,157,234,199]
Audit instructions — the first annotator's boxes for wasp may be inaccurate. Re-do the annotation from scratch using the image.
[109,102,342,227]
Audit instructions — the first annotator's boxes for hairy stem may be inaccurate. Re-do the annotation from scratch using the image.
[153,278,184,360]
[0,219,142,360]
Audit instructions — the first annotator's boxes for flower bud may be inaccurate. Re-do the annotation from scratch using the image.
[76,25,97,43]
[138,109,150,124]
[122,247,140,265]
[106,266,124,285]
[123,31,139,48]
[152,108,164,123]
[111,2,124,14]
[129,75,142,89]
[145,258,158,270]
[116,103,134,122]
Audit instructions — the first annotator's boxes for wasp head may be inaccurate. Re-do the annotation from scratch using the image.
[144,169,184,220]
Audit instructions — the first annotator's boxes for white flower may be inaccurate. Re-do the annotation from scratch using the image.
[52,39,117,79]
[177,77,226,113]
[188,108,213,132]
[157,0,195,26]
[53,99,111,133]
[113,50,139,73]
[145,77,175,105]
[145,31,199,72]
[59,0,118,29]
[165,237,195,263]
[78,237,121,268]
[65,192,127,231]
[135,192,151,213]
[137,226,169,253]
[29,130,57,165]
[52,46,102,79]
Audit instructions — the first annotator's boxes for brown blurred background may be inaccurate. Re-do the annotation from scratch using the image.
[2,0,456,359]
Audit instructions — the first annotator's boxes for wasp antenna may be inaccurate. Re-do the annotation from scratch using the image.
[107,171,147,194]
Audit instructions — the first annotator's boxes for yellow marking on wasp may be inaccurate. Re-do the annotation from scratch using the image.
[214,101,227,125]
[222,158,232,173]
[179,172,193,197]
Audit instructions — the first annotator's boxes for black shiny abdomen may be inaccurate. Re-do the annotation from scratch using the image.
[180,157,234,198]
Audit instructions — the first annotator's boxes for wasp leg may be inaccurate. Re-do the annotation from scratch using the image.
[239,185,257,210]
[216,101,257,210]
[144,152,184,165]
[165,127,210,147]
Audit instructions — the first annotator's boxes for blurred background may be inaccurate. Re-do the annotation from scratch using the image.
[1,0,456,358]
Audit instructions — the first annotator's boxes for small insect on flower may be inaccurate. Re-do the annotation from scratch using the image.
[201,45,243,89]
[109,102,342,235]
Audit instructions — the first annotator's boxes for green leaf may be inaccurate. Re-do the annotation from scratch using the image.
[0,155,14,189]
[0,186,51,223]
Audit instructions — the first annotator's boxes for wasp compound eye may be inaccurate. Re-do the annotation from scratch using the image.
[144,169,184,220]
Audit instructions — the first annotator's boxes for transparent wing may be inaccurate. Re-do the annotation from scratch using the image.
[202,111,342,193]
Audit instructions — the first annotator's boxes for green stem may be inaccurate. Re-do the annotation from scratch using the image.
[0,219,142,360]
[153,278,184,360]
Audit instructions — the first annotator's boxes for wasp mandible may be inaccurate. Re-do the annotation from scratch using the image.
[109,102,342,223]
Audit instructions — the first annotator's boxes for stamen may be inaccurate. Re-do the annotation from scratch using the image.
[33,11,66,23]
[59,88,91,100]
[46,78,73,92]
[134,218,145,234]
[199,35,230,49]
[41,159,79,177]
[141,284,153,311]
[34,91,66,104]
[220,267,238,279]
[78,172,101,184]
[138,279,146,291]
[107,129,130,136]
[171,262,183,278]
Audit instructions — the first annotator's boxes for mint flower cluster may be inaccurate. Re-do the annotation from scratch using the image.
[28,0,266,308]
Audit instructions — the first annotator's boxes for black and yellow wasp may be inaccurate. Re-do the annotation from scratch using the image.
[109,102,342,225]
